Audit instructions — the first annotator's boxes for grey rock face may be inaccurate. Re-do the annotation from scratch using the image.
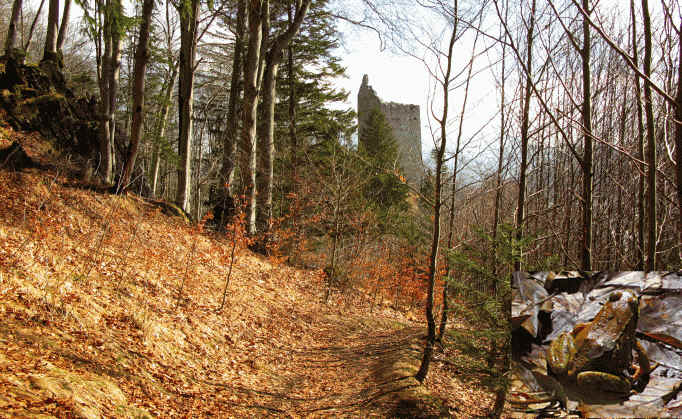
[357,75,423,185]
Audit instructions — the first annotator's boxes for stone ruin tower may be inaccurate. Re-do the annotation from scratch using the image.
[357,74,423,185]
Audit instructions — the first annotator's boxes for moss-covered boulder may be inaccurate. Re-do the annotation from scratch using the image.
[0,55,99,158]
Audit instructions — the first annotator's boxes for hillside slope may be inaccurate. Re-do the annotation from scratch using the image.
[0,129,494,417]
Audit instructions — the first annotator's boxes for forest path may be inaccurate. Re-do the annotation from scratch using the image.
[205,310,429,417]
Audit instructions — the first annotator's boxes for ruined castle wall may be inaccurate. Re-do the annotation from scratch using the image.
[357,75,423,185]
[380,101,422,185]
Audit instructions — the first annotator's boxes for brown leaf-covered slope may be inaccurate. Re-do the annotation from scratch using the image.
[0,128,494,418]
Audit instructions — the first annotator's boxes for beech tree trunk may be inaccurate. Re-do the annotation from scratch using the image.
[222,0,245,206]
[56,0,71,53]
[42,0,59,61]
[97,0,115,184]
[109,21,122,182]
[241,0,267,235]
[288,42,297,175]
[5,0,23,54]
[175,0,200,213]
[119,0,154,192]
[257,58,280,233]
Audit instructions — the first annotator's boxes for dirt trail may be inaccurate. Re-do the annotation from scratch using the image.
[227,315,426,417]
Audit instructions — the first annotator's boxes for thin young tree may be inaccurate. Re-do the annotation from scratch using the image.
[438,16,481,341]
[580,0,593,270]
[514,0,536,272]
[151,1,179,197]
[415,3,458,384]
[630,0,646,269]
[640,0,656,270]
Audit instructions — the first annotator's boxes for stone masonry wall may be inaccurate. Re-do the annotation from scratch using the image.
[357,75,423,185]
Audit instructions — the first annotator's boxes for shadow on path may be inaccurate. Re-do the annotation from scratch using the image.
[205,315,431,417]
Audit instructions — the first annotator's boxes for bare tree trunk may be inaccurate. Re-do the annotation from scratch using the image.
[222,0,245,206]
[42,0,59,62]
[641,0,656,270]
[195,129,203,219]
[56,0,71,53]
[5,0,23,54]
[119,0,154,192]
[98,0,113,184]
[175,0,200,213]
[287,6,300,241]
[241,0,267,235]
[288,37,297,173]
[257,58,279,233]
[580,0,593,270]
[514,0,536,272]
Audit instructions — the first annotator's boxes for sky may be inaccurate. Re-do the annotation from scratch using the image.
[328,0,670,176]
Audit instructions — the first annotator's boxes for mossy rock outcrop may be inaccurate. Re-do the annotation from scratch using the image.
[0,54,99,158]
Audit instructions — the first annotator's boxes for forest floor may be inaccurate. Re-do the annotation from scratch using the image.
[0,127,496,418]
